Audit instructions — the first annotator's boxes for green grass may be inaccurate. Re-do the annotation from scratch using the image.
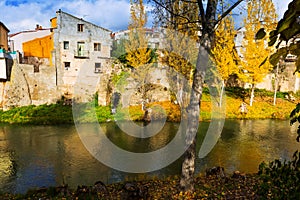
[0,87,297,125]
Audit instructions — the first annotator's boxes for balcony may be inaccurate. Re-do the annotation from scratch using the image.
[74,50,89,58]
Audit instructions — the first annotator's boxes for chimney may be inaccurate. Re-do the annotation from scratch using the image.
[35,24,43,30]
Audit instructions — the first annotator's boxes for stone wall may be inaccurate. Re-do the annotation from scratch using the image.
[0,62,60,110]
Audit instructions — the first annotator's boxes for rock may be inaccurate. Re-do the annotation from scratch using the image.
[93,180,108,195]
[232,171,246,180]
[206,166,225,178]
[121,182,148,200]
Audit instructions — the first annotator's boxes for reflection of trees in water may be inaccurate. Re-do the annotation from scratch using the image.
[198,120,298,174]
[103,122,177,153]
[0,127,16,191]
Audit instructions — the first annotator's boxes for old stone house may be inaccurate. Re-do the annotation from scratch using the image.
[0,10,113,109]
[50,10,113,102]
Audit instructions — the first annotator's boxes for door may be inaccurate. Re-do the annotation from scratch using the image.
[77,42,85,56]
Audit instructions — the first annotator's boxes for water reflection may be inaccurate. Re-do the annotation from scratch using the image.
[0,120,298,194]
[197,120,299,173]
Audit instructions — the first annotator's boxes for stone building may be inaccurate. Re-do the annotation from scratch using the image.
[0,11,113,109]
[51,10,113,102]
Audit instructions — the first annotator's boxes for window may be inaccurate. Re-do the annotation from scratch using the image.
[63,41,69,50]
[64,62,70,70]
[95,63,101,73]
[94,43,101,51]
[77,24,84,32]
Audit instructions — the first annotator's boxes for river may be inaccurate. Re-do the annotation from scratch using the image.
[0,120,298,194]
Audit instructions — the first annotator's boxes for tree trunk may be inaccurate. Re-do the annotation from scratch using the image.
[250,84,255,106]
[219,80,225,107]
[180,41,209,192]
[273,62,279,106]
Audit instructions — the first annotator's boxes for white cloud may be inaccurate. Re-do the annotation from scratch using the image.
[0,0,55,32]
[0,0,292,34]
[0,0,135,33]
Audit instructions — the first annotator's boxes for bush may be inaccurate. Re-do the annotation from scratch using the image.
[257,152,300,199]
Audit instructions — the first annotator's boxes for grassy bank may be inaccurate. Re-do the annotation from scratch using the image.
[0,88,297,125]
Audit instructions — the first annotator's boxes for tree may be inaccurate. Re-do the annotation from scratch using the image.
[153,0,244,192]
[125,0,153,106]
[256,2,300,196]
[256,0,300,138]
[125,0,152,68]
[239,0,277,106]
[211,13,238,106]
[256,0,300,71]
[160,1,198,109]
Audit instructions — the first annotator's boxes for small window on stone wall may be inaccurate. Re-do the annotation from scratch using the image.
[63,41,69,50]
[64,62,70,70]
[94,43,101,51]
[77,24,84,32]
[95,63,101,73]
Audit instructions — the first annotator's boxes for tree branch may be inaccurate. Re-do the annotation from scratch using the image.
[214,0,244,26]
[197,0,206,26]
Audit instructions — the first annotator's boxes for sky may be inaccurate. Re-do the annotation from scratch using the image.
[0,0,294,34]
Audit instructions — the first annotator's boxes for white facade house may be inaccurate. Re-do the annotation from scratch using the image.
[8,25,51,55]
[51,10,113,101]
[114,28,162,49]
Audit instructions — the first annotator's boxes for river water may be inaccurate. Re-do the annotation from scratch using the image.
[0,120,299,194]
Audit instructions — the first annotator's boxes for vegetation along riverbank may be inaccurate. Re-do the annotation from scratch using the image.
[0,88,298,125]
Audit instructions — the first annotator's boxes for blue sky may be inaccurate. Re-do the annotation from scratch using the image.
[0,0,293,34]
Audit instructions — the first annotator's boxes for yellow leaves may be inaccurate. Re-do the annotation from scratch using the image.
[240,0,278,85]
[211,15,238,82]
[125,0,152,69]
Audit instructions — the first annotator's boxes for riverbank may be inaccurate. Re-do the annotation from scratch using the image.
[0,90,298,125]
[0,88,297,125]
[1,165,298,199]
[0,172,259,199]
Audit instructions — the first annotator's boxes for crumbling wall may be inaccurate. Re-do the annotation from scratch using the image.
[0,62,60,110]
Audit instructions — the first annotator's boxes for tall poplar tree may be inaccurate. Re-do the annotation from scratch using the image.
[240,0,277,106]
[125,0,152,104]
[125,0,151,68]
[211,13,238,106]
[161,0,198,109]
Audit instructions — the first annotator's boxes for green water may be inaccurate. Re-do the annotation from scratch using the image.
[0,120,298,194]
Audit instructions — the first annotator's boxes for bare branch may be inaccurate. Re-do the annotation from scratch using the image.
[214,0,244,26]
[197,0,206,26]
[152,0,194,23]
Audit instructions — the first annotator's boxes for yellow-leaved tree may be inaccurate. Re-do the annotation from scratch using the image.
[161,0,198,110]
[240,0,277,106]
[126,0,151,68]
[125,0,153,106]
[211,13,238,106]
